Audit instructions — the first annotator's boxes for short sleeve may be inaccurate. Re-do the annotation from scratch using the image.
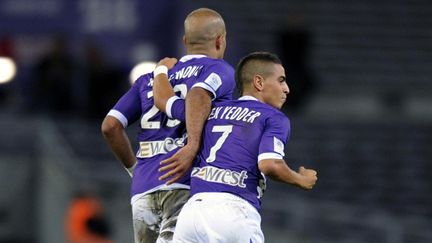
[166,96,185,122]
[191,62,235,101]
[107,77,143,127]
[257,112,290,162]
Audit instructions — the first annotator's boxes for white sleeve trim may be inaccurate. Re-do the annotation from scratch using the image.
[166,96,181,119]
[107,109,128,128]
[192,72,222,100]
[192,82,217,100]
[258,152,283,163]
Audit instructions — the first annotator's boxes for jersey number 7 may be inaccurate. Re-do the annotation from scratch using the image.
[206,125,233,163]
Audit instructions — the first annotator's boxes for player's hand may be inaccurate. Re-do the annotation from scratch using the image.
[158,144,198,185]
[157,57,178,69]
[298,166,317,190]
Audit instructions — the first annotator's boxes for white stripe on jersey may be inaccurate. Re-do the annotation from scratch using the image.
[166,96,180,119]
[257,152,283,162]
[107,109,128,127]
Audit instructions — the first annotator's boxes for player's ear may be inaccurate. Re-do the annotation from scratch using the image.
[253,75,264,91]
[183,35,187,45]
[215,35,221,50]
[215,34,225,50]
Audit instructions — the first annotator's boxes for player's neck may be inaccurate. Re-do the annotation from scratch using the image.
[186,47,219,59]
[241,91,263,103]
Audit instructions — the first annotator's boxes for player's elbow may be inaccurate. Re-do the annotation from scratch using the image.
[258,159,281,177]
[189,87,213,103]
[154,97,167,113]
[101,116,123,138]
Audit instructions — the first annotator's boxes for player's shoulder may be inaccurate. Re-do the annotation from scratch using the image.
[267,104,289,122]
[206,58,232,67]
[235,99,284,113]
[244,100,289,123]
[178,57,233,76]
[134,72,152,87]
[216,99,288,119]
[271,108,290,126]
[202,58,234,72]
[213,99,236,107]
[266,104,288,119]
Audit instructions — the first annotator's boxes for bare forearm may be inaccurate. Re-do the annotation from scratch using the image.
[185,88,212,148]
[259,159,302,186]
[104,131,136,168]
[153,58,178,112]
[153,73,175,113]
[259,159,317,189]
[267,161,302,186]
[101,118,136,168]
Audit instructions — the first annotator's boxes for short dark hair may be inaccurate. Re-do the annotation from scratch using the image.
[235,52,282,96]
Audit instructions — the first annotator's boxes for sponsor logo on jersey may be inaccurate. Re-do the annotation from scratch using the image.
[273,137,285,155]
[137,133,187,158]
[191,166,248,188]
[203,72,222,91]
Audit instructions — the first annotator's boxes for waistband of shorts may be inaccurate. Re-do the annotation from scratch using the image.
[131,183,190,205]
[191,192,258,213]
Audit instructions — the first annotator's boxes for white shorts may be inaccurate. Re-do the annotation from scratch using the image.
[173,192,264,243]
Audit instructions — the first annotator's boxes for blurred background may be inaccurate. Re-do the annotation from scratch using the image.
[0,0,431,242]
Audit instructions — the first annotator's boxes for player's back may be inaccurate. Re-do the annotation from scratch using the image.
[190,96,290,210]
[126,55,235,198]
[135,56,233,142]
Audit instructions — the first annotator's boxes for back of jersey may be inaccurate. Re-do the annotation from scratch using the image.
[109,55,235,199]
[190,97,290,210]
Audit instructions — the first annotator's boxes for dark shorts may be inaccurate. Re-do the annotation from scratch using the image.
[132,189,190,243]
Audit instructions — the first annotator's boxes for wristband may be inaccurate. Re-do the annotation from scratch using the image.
[154,65,168,77]
[125,162,137,177]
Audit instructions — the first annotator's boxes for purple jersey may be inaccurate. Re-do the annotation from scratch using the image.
[107,55,235,200]
[190,96,291,211]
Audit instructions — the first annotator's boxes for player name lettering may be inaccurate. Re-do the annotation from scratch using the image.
[168,65,204,80]
[208,106,261,123]
[191,166,248,188]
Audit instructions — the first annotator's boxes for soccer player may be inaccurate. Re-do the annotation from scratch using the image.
[101,8,235,243]
[154,52,318,242]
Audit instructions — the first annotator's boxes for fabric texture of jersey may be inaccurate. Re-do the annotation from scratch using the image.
[108,55,235,200]
[190,97,291,211]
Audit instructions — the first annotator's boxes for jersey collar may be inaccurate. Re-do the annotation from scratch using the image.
[239,95,259,101]
[179,55,208,63]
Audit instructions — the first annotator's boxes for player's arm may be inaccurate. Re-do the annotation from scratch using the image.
[185,87,212,150]
[101,116,136,176]
[153,57,178,114]
[182,65,235,152]
[159,64,234,184]
[258,159,317,190]
[101,78,142,177]
[159,87,211,184]
[257,113,317,189]
[153,57,186,122]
